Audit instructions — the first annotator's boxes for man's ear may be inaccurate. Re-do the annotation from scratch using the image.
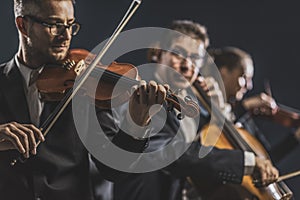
[16,16,29,36]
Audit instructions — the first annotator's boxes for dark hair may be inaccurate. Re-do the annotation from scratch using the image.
[147,20,209,62]
[208,47,252,71]
[14,0,75,17]
[170,20,209,48]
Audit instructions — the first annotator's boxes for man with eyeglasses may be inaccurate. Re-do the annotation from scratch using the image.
[113,20,279,200]
[0,0,167,200]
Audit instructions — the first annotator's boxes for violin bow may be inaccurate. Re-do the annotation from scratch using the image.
[277,169,300,182]
[264,79,272,97]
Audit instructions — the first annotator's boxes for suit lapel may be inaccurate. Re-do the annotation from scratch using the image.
[0,58,31,123]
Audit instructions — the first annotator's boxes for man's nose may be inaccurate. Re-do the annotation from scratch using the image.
[59,27,72,40]
[180,57,193,72]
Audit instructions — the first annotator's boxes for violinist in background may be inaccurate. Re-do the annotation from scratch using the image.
[113,20,279,200]
[208,46,300,163]
[0,0,167,200]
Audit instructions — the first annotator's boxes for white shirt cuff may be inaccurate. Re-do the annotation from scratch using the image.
[244,151,255,175]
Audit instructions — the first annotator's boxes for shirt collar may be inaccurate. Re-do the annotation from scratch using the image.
[15,54,43,87]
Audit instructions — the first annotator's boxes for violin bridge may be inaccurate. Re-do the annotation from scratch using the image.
[62,59,86,76]
[74,60,86,75]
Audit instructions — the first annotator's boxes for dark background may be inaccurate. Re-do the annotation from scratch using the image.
[1,0,300,198]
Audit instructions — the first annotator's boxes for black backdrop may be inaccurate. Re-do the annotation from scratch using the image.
[1,0,300,198]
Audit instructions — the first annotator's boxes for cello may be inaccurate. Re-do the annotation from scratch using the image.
[189,79,293,200]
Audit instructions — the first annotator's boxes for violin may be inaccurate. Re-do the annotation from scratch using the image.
[36,48,200,117]
[253,80,300,128]
[253,103,300,128]
[189,79,293,200]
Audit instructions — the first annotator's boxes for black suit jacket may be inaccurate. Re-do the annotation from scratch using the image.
[0,58,146,200]
[114,105,245,200]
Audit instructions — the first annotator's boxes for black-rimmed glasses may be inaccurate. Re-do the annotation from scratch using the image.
[169,46,205,66]
[23,15,81,36]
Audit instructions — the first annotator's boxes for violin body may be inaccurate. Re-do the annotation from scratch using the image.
[36,49,139,108]
[195,124,293,200]
[256,104,300,128]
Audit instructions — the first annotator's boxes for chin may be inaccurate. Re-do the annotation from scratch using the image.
[51,51,68,62]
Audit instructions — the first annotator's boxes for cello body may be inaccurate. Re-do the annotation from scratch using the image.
[191,124,293,200]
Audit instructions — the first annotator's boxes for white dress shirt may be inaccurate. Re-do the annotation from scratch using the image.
[15,55,44,126]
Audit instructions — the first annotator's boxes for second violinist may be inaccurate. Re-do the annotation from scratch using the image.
[113,20,279,200]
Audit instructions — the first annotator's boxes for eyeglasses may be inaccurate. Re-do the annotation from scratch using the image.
[23,15,81,36]
[238,75,247,87]
[238,74,253,90]
[169,46,205,64]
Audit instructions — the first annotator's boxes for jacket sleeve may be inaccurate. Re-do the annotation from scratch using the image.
[148,129,245,185]
[143,110,245,186]
[89,105,149,182]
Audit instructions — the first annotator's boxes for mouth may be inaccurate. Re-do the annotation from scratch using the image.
[180,65,189,73]
[52,44,69,52]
